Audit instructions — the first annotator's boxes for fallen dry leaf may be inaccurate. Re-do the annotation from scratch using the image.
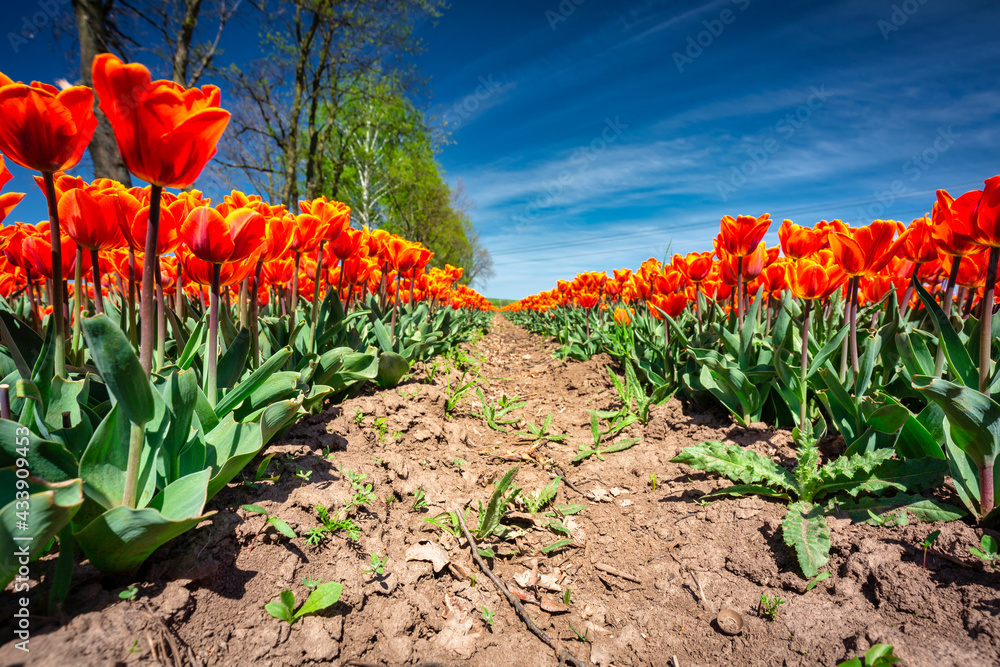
[540,593,569,614]
[405,541,450,573]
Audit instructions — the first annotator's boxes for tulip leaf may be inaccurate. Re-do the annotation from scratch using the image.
[74,469,213,574]
[0,419,78,483]
[895,403,946,460]
[178,316,207,371]
[214,346,293,418]
[912,376,1000,470]
[79,404,157,510]
[938,418,981,519]
[0,309,40,379]
[82,315,154,426]
[912,277,977,388]
[205,397,303,500]
[217,327,251,390]
[0,473,82,589]
[43,376,86,433]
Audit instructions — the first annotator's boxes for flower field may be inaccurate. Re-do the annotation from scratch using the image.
[0,39,999,667]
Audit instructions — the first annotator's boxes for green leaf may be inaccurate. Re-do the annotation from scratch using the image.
[74,469,213,574]
[205,398,303,500]
[477,466,519,539]
[912,277,978,387]
[671,441,797,493]
[268,516,296,539]
[0,475,82,589]
[214,347,294,418]
[832,493,966,524]
[698,484,792,503]
[293,581,343,621]
[912,376,1000,471]
[782,501,830,578]
[241,504,266,515]
[539,539,574,554]
[265,601,293,623]
[0,419,78,483]
[217,327,251,389]
[376,351,409,389]
[82,315,154,425]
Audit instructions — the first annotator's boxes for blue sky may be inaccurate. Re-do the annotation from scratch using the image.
[2,0,999,299]
[414,0,1000,298]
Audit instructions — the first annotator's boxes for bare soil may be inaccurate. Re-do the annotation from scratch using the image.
[2,314,999,667]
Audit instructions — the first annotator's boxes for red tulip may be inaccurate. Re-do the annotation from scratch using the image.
[180,205,266,264]
[0,73,96,173]
[91,54,230,188]
[58,188,127,251]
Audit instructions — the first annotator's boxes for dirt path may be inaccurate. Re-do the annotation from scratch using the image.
[2,314,998,666]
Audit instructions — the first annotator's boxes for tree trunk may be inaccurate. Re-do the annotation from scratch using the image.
[72,0,132,185]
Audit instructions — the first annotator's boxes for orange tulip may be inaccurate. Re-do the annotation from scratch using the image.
[179,249,257,287]
[21,233,91,281]
[932,189,981,257]
[0,73,96,173]
[260,213,294,263]
[778,219,823,260]
[828,220,908,277]
[180,205,266,264]
[649,293,687,319]
[718,213,772,257]
[58,188,127,251]
[300,196,351,241]
[898,215,938,265]
[0,156,25,225]
[672,252,713,284]
[785,256,845,300]
[613,307,631,326]
[91,54,230,188]
[970,175,1000,248]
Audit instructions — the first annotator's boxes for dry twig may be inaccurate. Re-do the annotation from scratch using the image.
[454,508,586,667]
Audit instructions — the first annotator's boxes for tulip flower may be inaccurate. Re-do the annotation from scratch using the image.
[778,219,824,260]
[0,74,96,174]
[970,176,1000,397]
[613,307,632,327]
[179,205,265,406]
[829,220,908,376]
[718,214,771,325]
[0,73,98,378]
[0,156,25,225]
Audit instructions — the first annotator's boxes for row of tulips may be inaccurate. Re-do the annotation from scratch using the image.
[505,179,1000,573]
[0,55,491,604]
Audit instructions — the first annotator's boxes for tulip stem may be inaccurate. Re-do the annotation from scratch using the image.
[310,241,325,351]
[139,185,162,377]
[978,247,999,393]
[291,251,300,326]
[155,257,166,371]
[239,277,248,330]
[250,258,264,368]
[128,248,138,348]
[849,276,860,375]
[123,421,145,509]
[389,272,401,347]
[899,261,921,320]
[72,246,83,356]
[980,462,995,517]
[933,258,962,377]
[839,286,851,382]
[208,263,223,408]
[736,256,744,328]
[41,172,67,378]
[90,249,104,315]
[800,299,811,428]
